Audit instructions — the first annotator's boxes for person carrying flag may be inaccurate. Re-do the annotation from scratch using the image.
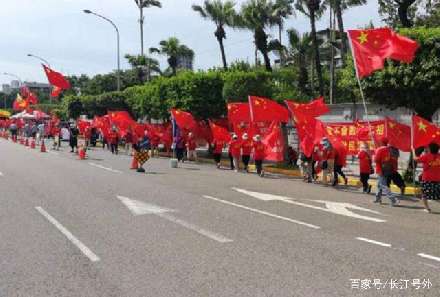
[358,143,373,193]
[229,134,241,172]
[241,133,253,173]
[253,135,265,177]
[374,137,399,206]
[109,126,119,155]
[212,139,225,169]
[186,132,197,161]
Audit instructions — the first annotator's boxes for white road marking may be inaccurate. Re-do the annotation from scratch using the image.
[356,237,392,247]
[233,188,386,223]
[117,196,232,243]
[418,253,440,263]
[35,207,100,262]
[203,195,320,229]
[48,151,59,155]
[89,162,122,173]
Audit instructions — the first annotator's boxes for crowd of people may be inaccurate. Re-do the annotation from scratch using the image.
[1,118,439,214]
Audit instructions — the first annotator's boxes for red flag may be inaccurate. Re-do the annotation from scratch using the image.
[43,64,71,89]
[108,111,135,136]
[227,103,250,123]
[28,92,39,105]
[249,96,289,123]
[386,117,411,152]
[262,122,285,162]
[171,109,198,130]
[285,97,330,119]
[348,28,419,78]
[13,94,30,111]
[51,86,63,98]
[209,121,231,143]
[77,119,91,135]
[412,115,440,148]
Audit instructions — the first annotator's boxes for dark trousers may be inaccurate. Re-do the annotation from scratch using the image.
[176,148,184,161]
[229,153,234,170]
[213,153,222,164]
[111,143,118,154]
[360,173,370,192]
[388,172,405,189]
[333,165,346,185]
[242,155,250,169]
[255,160,263,175]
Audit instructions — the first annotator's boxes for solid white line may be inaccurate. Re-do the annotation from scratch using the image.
[202,195,320,229]
[157,213,233,243]
[418,253,440,263]
[35,207,100,262]
[356,237,392,247]
[88,162,122,174]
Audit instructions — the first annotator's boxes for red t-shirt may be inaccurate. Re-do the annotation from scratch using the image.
[253,141,266,161]
[125,132,133,144]
[213,141,224,154]
[418,153,440,182]
[358,150,372,174]
[374,146,391,175]
[241,140,253,156]
[109,132,119,144]
[186,138,197,150]
[323,148,336,160]
[229,140,241,157]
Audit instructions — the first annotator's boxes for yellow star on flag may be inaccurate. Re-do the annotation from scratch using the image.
[418,121,427,132]
[388,122,396,128]
[358,32,368,44]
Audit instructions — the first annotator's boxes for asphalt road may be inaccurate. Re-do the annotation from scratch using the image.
[1,139,439,297]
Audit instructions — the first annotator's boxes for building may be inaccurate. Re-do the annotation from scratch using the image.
[176,56,193,71]
[316,28,348,68]
[1,80,50,95]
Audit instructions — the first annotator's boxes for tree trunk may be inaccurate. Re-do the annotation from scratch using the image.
[334,0,347,66]
[140,7,144,56]
[278,24,282,45]
[310,10,324,96]
[217,35,228,70]
[262,50,272,72]
[398,0,416,28]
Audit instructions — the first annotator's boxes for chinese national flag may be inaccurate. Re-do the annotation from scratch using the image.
[386,117,411,152]
[227,102,251,123]
[285,97,330,119]
[171,109,198,130]
[13,94,30,111]
[51,86,63,98]
[209,121,231,143]
[262,121,285,162]
[42,64,71,97]
[249,96,289,123]
[28,92,39,105]
[348,28,419,78]
[108,111,135,136]
[295,114,321,157]
[412,115,440,148]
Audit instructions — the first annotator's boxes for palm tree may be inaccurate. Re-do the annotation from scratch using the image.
[236,0,278,71]
[192,0,237,70]
[272,0,295,45]
[325,0,366,64]
[134,0,162,56]
[150,37,195,75]
[287,29,313,95]
[295,0,326,96]
[125,54,161,81]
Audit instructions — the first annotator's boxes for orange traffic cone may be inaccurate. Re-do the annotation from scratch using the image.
[78,146,87,160]
[30,139,36,149]
[40,140,46,153]
[130,156,139,170]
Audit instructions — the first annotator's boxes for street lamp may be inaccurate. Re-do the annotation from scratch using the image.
[83,9,121,91]
[27,53,51,67]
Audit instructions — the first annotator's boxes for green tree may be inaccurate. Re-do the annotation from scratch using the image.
[236,0,278,71]
[150,37,195,75]
[134,0,162,56]
[125,54,161,82]
[295,0,327,96]
[378,0,418,28]
[192,0,237,70]
[287,29,313,95]
[272,0,295,45]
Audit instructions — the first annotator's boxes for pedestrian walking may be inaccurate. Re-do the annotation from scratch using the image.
[374,137,398,206]
[229,134,241,172]
[321,138,335,185]
[358,143,373,193]
[333,146,348,186]
[124,128,134,155]
[241,133,252,173]
[186,132,197,161]
[109,127,119,155]
[414,142,440,213]
[253,135,265,177]
[212,139,224,168]
[69,124,79,153]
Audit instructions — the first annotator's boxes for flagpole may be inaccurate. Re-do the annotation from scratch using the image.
[410,113,417,190]
[347,34,375,147]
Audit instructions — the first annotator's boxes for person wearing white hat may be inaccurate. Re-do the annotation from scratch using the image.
[229,134,241,172]
[241,133,253,173]
[253,134,265,177]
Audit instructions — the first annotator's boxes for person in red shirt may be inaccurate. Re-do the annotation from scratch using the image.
[84,126,92,149]
[333,146,348,186]
[374,137,398,205]
[414,142,440,213]
[124,128,133,156]
[358,143,373,193]
[109,127,119,155]
[186,132,197,161]
[321,138,335,185]
[229,134,241,172]
[241,133,253,173]
[253,135,266,177]
[212,139,224,168]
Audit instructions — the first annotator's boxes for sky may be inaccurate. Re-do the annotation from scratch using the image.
[0,0,382,86]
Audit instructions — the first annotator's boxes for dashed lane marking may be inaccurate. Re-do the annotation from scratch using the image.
[418,253,440,263]
[89,162,122,173]
[35,206,100,262]
[356,237,392,248]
